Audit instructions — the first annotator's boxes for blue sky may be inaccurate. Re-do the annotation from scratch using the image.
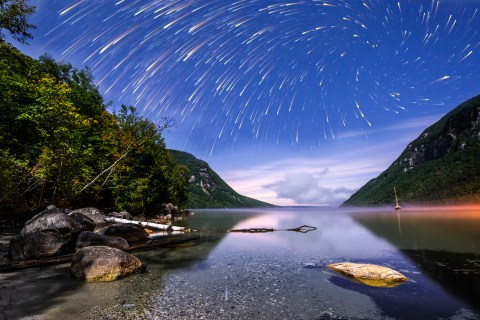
[15,0,480,206]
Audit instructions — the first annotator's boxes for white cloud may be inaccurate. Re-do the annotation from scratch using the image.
[265,171,357,205]
[221,144,396,206]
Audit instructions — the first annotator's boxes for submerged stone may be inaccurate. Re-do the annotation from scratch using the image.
[328,262,408,288]
[71,246,142,282]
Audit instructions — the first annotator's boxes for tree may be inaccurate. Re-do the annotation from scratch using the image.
[0,42,189,216]
[108,106,187,213]
[0,0,36,44]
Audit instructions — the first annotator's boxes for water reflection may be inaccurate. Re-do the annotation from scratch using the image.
[148,208,475,319]
[353,209,480,253]
[353,208,480,313]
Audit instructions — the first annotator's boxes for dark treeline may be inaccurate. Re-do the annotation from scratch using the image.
[0,41,189,218]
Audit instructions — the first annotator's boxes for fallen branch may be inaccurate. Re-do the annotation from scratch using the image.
[228,228,274,233]
[228,225,317,234]
[285,225,317,233]
[104,216,187,231]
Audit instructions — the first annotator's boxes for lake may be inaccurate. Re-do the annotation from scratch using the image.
[1,207,479,319]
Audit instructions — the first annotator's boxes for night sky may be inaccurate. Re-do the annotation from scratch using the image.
[18,0,480,206]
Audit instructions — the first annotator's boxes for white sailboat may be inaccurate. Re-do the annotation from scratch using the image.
[394,187,401,210]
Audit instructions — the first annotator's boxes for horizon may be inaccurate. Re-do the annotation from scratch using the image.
[14,0,480,206]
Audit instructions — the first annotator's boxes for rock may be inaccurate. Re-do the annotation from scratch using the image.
[8,234,24,262]
[76,231,129,251]
[69,208,106,231]
[100,224,149,245]
[328,262,408,288]
[9,206,95,261]
[69,212,96,233]
[134,214,147,222]
[163,203,179,215]
[0,254,9,267]
[109,211,133,220]
[71,246,142,282]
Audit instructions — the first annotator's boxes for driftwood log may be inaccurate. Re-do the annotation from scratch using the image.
[228,228,274,233]
[104,217,187,231]
[228,225,317,234]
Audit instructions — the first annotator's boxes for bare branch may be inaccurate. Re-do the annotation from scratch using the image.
[78,147,130,194]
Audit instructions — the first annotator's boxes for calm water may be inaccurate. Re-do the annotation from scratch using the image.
[1,207,480,319]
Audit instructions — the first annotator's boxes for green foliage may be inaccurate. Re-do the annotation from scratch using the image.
[0,42,188,215]
[343,95,480,206]
[170,150,274,208]
[106,106,188,214]
[0,0,36,44]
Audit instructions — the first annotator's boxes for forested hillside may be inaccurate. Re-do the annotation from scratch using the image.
[170,150,273,208]
[0,42,188,217]
[343,95,480,206]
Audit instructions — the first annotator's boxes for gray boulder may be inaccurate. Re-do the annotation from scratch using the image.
[71,246,142,282]
[9,206,95,261]
[69,212,96,233]
[69,208,106,231]
[109,211,133,220]
[76,231,129,251]
[163,203,179,215]
[100,224,149,245]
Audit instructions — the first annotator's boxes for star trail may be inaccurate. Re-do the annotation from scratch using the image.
[27,0,480,157]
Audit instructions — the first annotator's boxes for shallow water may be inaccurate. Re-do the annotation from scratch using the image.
[1,207,480,319]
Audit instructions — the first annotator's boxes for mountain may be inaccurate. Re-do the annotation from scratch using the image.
[343,95,480,206]
[169,150,274,208]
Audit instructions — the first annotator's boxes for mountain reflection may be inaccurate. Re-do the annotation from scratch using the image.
[354,209,480,312]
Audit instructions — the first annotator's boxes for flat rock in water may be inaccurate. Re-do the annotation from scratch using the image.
[71,246,142,282]
[328,262,408,288]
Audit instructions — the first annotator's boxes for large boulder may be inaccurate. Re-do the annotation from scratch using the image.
[76,231,129,251]
[9,206,95,261]
[69,212,96,233]
[328,262,408,288]
[71,246,142,282]
[100,224,149,245]
[69,208,106,231]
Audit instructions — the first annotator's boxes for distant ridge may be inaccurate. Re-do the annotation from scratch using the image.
[169,150,274,208]
[343,95,480,206]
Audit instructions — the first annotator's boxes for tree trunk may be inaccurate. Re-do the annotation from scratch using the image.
[104,216,186,231]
